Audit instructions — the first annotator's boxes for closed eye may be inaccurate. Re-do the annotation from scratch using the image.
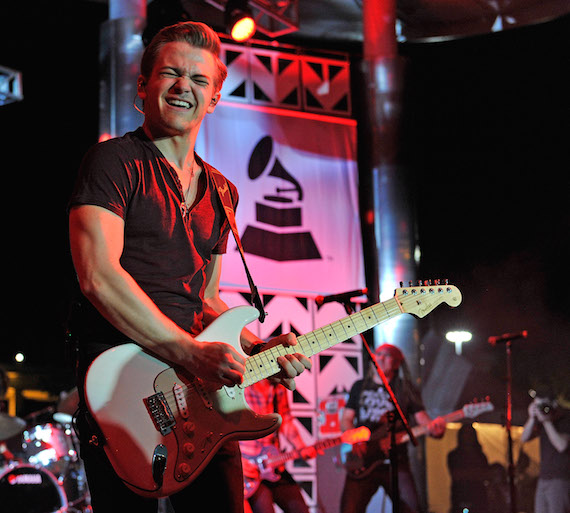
[160,69,180,78]
[193,75,209,86]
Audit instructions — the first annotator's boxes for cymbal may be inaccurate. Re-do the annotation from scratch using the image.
[53,412,73,425]
[0,413,26,440]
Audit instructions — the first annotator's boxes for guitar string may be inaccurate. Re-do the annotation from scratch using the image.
[150,288,455,407]
[155,299,408,404]
[154,300,404,406]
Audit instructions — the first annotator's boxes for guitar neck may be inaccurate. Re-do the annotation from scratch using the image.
[266,436,342,469]
[395,409,467,445]
[243,298,403,387]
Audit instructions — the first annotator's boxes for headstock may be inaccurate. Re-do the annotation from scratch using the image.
[462,398,494,418]
[395,280,462,318]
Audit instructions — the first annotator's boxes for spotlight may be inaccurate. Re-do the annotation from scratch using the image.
[225,0,256,42]
[446,330,472,355]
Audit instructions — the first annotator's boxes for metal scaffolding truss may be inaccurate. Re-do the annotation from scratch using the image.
[0,65,23,107]
[205,0,299,38]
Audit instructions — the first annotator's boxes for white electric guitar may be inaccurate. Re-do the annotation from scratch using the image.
[84,282,462,498]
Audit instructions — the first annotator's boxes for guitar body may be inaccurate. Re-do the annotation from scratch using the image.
[85,306,281,498]
[342,427,390,479]
[243,445,283,499]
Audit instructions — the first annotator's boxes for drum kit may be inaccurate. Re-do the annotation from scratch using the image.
[0,388,91,513]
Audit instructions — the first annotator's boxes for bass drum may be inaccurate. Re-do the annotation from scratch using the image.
[21,419,91,511]
[0,463,67,513]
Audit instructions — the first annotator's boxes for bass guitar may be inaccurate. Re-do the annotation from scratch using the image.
[84,282,462,498]
[343,399,494,479]
[243,426,370,498]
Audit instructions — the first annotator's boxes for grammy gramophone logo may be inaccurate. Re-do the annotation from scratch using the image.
[241,136,321,261]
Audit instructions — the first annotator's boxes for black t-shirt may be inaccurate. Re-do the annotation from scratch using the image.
[346,375,425,462]
[69,128,238,363]
[539,407,570,479]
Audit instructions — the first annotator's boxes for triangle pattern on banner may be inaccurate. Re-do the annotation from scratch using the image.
[253,82,271,102]
[305,88,323,109]
[225,49,243,67]
[293,388,310,404]
[228,81,246,99]
[254,53,272,73]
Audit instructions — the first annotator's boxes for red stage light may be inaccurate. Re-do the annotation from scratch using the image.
[230,15,256,42]
[226,0,256,42]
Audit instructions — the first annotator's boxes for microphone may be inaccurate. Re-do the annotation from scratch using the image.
[315,288,368,306]
[488,330,528,346]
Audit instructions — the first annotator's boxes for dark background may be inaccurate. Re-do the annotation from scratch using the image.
[1,3,568,423]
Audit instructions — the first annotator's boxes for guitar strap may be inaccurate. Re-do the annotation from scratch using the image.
[209,165,266,323]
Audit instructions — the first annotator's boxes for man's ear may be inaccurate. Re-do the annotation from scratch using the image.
[137,75,147,100]
[208,91,221,113]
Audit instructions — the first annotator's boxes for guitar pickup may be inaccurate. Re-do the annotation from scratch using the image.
[144,392,176,435]
[173,383,189,419]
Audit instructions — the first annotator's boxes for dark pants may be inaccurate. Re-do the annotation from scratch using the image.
[78,412,244,513]
[248,471,309,513]
[340,463,419,513]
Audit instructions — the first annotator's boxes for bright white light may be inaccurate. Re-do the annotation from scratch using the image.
[446,331,473,355]
[29,449,57,467]
[15,352,25,363]
[446,331,472,343]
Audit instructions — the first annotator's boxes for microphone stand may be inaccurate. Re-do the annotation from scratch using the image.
[504,341,517,513]
[341,300,418,513]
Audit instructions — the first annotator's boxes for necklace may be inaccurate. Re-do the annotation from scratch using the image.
[180,160,200,219]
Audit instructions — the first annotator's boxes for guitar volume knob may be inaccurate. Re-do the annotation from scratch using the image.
[177,462,191,477]
[182,421,195,435]
[183,442,195,457]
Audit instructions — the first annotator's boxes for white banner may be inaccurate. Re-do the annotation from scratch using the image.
[196,102,364,297]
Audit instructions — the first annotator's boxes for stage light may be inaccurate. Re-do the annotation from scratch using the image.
[446,330,472,355]
[225,0,256,42]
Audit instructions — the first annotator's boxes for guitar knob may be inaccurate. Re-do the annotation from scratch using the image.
[183,442,195,457]
[182,421,195,436]
[177,462,191,477]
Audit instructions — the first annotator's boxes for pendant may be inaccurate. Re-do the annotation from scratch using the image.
[180,201,189,219]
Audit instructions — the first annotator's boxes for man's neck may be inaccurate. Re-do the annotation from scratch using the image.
[143,123,198,171]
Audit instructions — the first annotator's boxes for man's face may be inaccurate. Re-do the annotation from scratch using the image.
[138,41,221,137]
[375,350,400,378]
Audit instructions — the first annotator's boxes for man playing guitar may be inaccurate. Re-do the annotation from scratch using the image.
[240,380,313,513]
[340,344,445,513]
[68,21,310,513]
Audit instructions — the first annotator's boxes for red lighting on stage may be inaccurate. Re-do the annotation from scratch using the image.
[230,15,256,42]
[226,0,256,42]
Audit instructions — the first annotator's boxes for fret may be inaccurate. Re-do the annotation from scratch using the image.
[242,285,461,389]
[243,300,405,387]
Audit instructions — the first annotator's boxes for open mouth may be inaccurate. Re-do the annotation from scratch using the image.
[166,98,193,109]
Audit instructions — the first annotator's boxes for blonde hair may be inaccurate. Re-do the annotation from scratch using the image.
[140,21,228,91]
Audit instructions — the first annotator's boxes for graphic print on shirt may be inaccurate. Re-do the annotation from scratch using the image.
[359,386,394,425]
